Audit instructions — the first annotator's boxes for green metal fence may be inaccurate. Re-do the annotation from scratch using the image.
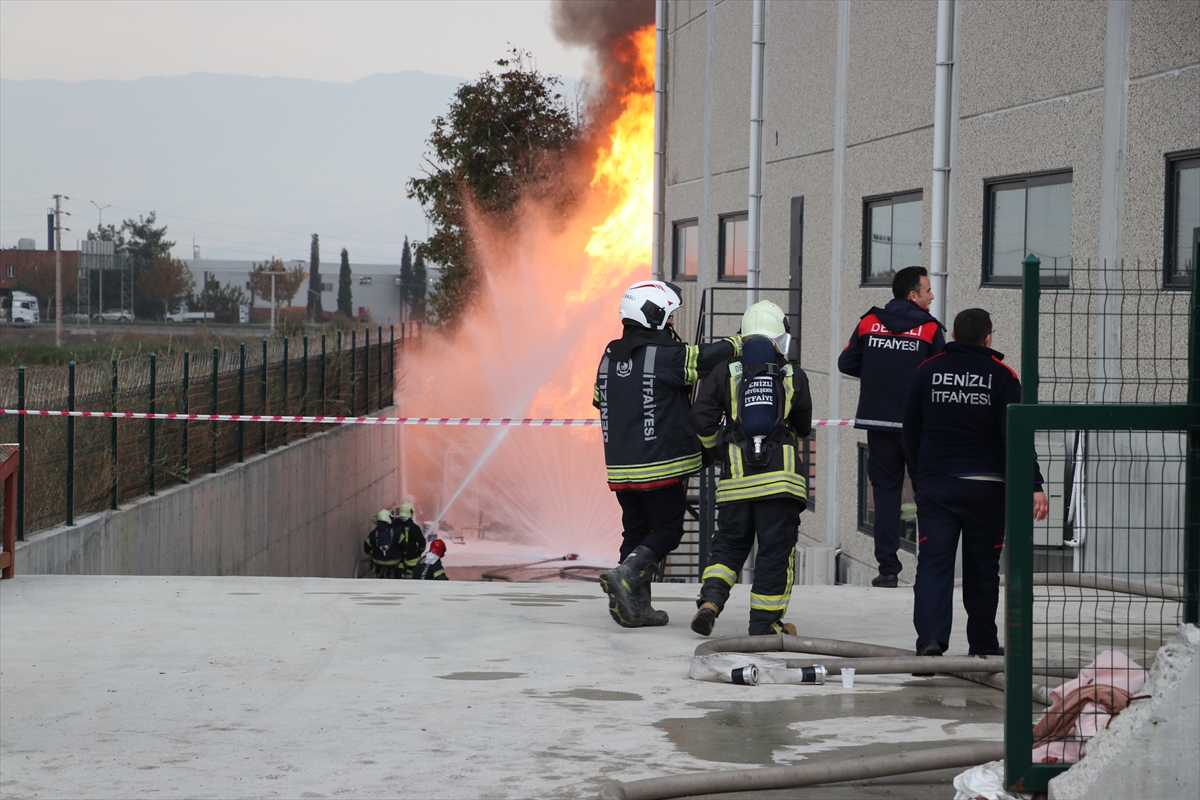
[1004,255,1198,792]
[0,326,400,541]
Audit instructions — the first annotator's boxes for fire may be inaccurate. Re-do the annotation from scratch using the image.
[397,24,658,563]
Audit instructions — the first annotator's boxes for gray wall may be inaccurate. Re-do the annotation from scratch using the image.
[662,0,1200,584]
[16,414,400,578]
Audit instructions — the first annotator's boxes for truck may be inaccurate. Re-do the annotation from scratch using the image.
[165,306,215,323]
[1,291,40,326]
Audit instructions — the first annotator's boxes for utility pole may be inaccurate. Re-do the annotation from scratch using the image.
[90,201,110,320]
[53,194,68,347]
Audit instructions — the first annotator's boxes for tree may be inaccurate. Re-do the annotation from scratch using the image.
[249,258,306,314]
[406,49,578,326]
[138,257,195,318]
[189,280,246,324]
[412,249,427,322]
[398,237,414,321]
[14,258,78,320]
[337,248,353,317]
[306,233,323,322]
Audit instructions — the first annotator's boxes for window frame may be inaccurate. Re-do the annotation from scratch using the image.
[672,218,699,281]
[1163,150,1200,290]
[717,212,749,282]
[982,169,1073,288]
[861,190,924,286]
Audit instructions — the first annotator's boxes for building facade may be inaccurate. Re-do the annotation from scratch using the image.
[659,0,1199,583]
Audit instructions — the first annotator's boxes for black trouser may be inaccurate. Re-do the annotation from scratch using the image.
[615,481,687,562]
[373,563,404,579]
[699,497,800,635]
[912,477,1005,654]
[867,429,909,577]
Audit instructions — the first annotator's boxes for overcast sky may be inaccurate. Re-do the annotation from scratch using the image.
[0,0,589,83]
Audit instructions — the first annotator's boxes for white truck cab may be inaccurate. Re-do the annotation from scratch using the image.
[2,291,40,326]
[165,306,215,323]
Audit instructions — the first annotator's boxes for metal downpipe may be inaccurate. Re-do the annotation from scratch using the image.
[651,0,667,280]
[745,0,765,306]
[929,0,955,325]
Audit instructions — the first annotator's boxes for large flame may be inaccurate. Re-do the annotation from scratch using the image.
[397,25,657,565]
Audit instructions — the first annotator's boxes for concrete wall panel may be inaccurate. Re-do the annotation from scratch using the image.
[711,0,753,175]
[1129,0,1200,79]
[957,0,1106,119]
[765,0,838,160]
[667,4,709,185]
[16,415,399,579]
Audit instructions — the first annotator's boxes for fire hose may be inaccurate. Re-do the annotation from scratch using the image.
[597,633,1050,800]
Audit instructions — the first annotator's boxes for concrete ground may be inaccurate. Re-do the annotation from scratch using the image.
[1,576,1011,800]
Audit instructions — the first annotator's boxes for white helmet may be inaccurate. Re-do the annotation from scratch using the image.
[619,281,683,330]
[741,300,791,354]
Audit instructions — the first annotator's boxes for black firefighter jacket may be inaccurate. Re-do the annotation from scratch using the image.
[593,326,740,490]
[689,352,814,506]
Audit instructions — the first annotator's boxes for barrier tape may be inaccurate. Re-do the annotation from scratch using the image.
[1,409,856,427]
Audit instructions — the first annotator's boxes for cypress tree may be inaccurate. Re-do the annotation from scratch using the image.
[337,248,353,317]
[399,237,414,322]
[412,249,427,322]
[307,233,323,322]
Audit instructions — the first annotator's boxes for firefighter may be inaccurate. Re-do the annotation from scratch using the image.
[594,280,741,629]
[363,509,404,579]
[838,266,945,588]
[903,308,1048,659]
[689,300,813,637]
[391,502,425,578]
[413,538,449,581]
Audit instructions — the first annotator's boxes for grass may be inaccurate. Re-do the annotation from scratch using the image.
[0,326,272,368]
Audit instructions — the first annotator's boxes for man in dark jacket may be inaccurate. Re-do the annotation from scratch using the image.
[689,300,813,637]
[364,509,405,579]
[903,308,1048,659]
[838,265,945,588]
[594,280,741,629]
[391,502,424,578]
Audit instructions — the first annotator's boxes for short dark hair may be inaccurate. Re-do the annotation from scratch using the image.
[892,266,927,300]
[953,308,993,345]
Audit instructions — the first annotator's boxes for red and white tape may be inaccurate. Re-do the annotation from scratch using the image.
[1,409,855,427]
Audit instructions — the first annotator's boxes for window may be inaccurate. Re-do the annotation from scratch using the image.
[321,282,333,292]
[984,171,1072,286]
[358,276,372,286]
[1165,151,1200,288]
[672,220,698,280]
[5,264,13,278]
[856,442,916,552]
[862,191,922,284]
[718,213,748,280]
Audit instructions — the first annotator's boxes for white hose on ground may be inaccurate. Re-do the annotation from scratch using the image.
[596,742,1005,800]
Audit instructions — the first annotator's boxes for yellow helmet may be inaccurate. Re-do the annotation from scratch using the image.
[393,502,414,520]
[376,509,392,523]
[741,300,790,353]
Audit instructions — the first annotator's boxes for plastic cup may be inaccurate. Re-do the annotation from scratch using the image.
[841,667,855,688]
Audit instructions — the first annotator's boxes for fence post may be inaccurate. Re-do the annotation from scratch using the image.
[389,325,395,406]
[377,325,383,410]
[238,342,245,463]
[321,333,327,417]
[211,347,219,474]
[16,366,24,541]
[182,350,190,482]
[364,327,371,414]
[111,358,118,510]
[149,352,157,496]
[1186,259,1199,625]
[350,329,356,416]
[282,336,289,446]
[1021,253,1041,405]
[301,334,309,438]
[66,361,75,526]
[262,338,268,455]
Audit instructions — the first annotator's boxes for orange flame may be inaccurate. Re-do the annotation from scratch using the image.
[397,24,658,562]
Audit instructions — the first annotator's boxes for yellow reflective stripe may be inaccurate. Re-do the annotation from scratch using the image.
[699,430,719,449]
[433,568,445,579]
[702,563,738,587]
[783,442,794,474]
[593,384,601,404]
[729,334,743,356]
[684,345,699,384]
[606,453,703,482]
[784,370,794,416]
[716,472,807,503]
[727,443,744,479]
[750,594,790,611]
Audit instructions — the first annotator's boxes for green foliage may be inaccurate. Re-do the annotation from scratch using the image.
[275,315,307,339]
[412,249,427,322]
[138,257,195,318]
[337,248,353,317]
[399,237,414,319]
[407,48,578,327]
[189,279,247,324]
[85,211,176,320]
[307,233,323,322]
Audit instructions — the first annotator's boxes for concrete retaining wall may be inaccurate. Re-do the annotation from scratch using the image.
[15,415,399,578]
[1049,623,1200,800]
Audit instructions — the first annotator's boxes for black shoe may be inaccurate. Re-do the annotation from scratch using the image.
[871,573,899,588]
[969,646,1004,657]
[691,602,718,636]
[598,546,659,629]
[912,641,945,676]
[636,580,668,627]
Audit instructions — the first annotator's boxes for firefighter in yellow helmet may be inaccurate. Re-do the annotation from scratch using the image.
[390,502,425,578]
[688,300,812,637]
[364,510,405,579]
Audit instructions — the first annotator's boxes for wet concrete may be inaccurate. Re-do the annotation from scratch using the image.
[1,576,1011,799]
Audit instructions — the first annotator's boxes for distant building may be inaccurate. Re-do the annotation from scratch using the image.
[1,248,79,293]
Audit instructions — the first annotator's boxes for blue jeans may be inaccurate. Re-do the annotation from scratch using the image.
[912,477,1005,654]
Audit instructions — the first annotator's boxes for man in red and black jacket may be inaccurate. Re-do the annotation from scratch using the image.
[838,266,945,587]
[903,308,1048,660]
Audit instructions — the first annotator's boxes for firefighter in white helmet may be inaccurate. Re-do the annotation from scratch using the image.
[594,281,742,628]
[688,300,813,637]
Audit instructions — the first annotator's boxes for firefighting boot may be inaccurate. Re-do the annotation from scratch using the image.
[598,546,659,629]
[748,618,797,636]
[636,580,669,627]
[691,602,719,636]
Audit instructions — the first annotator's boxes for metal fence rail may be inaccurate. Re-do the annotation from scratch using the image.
[0,326,399,540]
[1004,255,1198,793]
